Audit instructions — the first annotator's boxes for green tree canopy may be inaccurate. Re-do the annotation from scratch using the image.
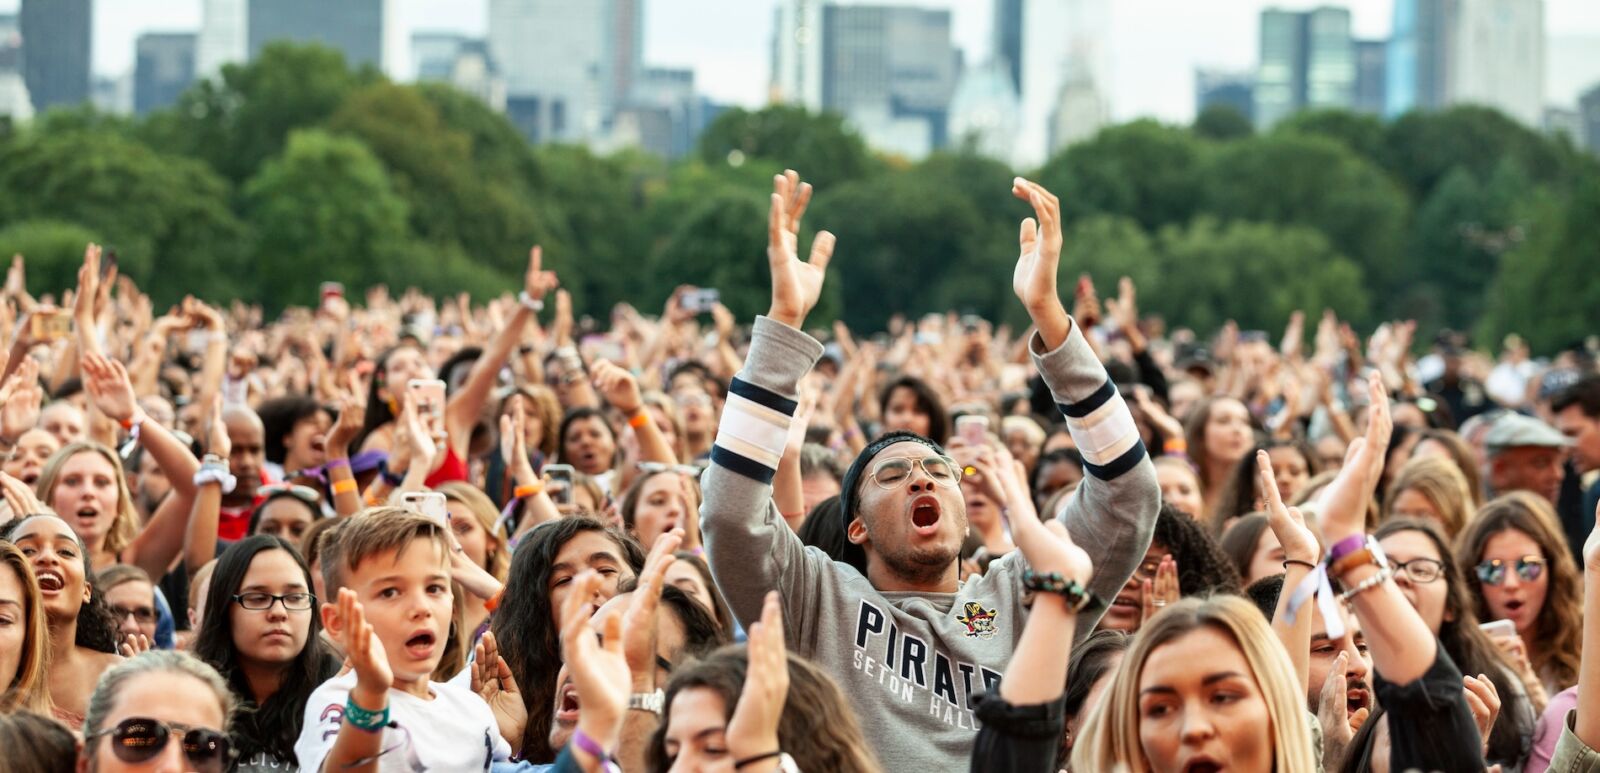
[695,105,880,190]
[1035,119,1207,231]
[1481,177,1600,353]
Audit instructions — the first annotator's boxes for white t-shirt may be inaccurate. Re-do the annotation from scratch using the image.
[294,670,511,772]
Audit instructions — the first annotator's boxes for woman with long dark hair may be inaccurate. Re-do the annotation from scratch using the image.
[490,516,644,762]
[191,535,336,770]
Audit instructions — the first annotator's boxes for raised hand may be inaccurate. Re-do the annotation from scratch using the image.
[472,631,527,750]
[1258,450,1319,565]
[5,254,24,297]
[0,356,41,444]
[765,170,835,329]
[118,632,152,658]
[325,390,365,461]
[0,471,47,517]
[622,529,683,690]
[1141,555,1180,623]
[1462,672,1500,756]
[562,571,632,754]
[1317,651,1368,761]
[524,246,559,303]
[1319,372,1390,543]
[590,360,643,415]
[80,352,140,424]
[1105,276,1138,332]
[73,244,101,329]
[986,447,1092,587]
[335,588,394,699]
[726,592,789,762]
[1132,387,1184,445]
[1010,178,1071,349]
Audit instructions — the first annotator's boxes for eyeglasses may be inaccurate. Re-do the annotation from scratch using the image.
[636,461,704,477]
[111,605,157,624]
[87,717,232,773]
[1387,557,1445,584]
[1475,556,1546,586]
[867,455,962,489]
[259,483,322,504]
[232,591,316,611]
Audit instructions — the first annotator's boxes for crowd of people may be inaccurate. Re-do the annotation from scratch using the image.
[0,169,1597,773]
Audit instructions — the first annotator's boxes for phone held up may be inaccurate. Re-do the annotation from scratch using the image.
[400,491,450,527]
[543,464,575,507]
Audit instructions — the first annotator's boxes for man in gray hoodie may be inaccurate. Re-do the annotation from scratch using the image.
[700,171,1160,768]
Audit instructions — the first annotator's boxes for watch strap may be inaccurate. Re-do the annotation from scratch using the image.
[629,688,664,714]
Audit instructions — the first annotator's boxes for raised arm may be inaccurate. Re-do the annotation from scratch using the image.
[446,247,556,447]
[1011,178,1159,642]
[82,352,200,579]
[1577,500,1600,749]
[701,170,833,629]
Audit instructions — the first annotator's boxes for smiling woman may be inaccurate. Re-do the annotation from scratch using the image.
[1072,595,1316,773]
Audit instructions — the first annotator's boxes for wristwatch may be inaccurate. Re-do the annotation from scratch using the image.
[628,689,664,714]
[1329,535,1388,579]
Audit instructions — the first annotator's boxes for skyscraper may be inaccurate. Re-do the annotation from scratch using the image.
[1579,82,1600,153]
[19,0,91,112]
[247,0,387,68]
[993,0,1023,93]
[1254,6,1355,128]
[489,0,639,143]
[1353,39,1387,115]
[948,58,1021,162]
[1016,0,1111,165]
[820,5,958,157]
[1449,0,1543,126]
[1387,0,1454,117]
[134,33,197,115]
[197,0,247,79]
[0,13,32,120]
[771,0,824,108]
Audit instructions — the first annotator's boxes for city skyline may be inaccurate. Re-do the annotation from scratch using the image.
[6,0,1599,123]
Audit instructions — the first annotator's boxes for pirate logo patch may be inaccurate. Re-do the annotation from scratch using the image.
[955,601,998,639]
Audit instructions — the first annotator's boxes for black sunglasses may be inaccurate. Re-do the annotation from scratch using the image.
[88,717,232,772]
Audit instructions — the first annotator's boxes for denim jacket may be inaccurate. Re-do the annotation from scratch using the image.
[1549,711,1600,773]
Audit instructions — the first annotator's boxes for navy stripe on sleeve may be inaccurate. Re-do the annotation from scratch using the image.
[1055,379,1117,419]
[710,445,778,485]
[1081,441,1148,481]
[728,377,798,416]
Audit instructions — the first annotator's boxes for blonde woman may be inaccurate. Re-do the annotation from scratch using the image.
[1071,594,1317,772]
[437,481,511,642]
[1384,455,1475,539]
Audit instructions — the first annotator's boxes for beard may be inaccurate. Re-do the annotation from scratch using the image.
[866,518,964,586]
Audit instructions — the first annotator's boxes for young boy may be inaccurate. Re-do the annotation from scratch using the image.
[295,507,510,771]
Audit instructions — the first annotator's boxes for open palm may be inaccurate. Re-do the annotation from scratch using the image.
[1011,178,1063,311]
[766,170,835,329]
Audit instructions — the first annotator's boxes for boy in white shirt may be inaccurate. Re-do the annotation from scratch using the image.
[295,507,511,771]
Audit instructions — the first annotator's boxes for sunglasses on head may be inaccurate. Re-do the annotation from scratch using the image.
[89,717,232,772]
[1474,556,1546,586]
[636,461,704,477]
[259,482,322,505]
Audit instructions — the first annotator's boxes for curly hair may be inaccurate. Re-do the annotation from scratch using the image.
[1210,440,1319,533]
[1456,493,1583,693]
[1152,502,1243,597]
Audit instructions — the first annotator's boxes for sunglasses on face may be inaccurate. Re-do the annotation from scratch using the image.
[868,455,962,489]
[89,717,232,772]
[1475,556,1546,586]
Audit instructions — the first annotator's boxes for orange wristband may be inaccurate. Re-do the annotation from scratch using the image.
[332,479,358,495]
[513,483,543,499]
[484,588,504,613]
[628,412,650,429]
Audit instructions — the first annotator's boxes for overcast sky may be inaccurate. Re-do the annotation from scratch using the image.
[7,0,1600,120]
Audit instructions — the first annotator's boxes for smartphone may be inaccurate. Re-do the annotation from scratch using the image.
[680,287,720,314]
[30,309,71,342]
[544,464,575,507]
[1479,619,1517,639]
[956,415,990,446]
[400,492,449,527]
[407,379,447,432]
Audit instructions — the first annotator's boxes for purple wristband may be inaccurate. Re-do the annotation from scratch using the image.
[571,728,620,773]
[1327,534,1367,563]
[324,458,350,470]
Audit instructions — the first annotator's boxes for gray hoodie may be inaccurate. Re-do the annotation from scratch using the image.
[701,316,1159,769]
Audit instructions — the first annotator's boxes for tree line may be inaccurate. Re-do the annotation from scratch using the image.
[0,42,1595,353]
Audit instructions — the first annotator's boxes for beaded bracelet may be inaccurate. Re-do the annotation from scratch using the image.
[1338,565,1394,602]
[1021,570,1100,613]
[343,696,389,733]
